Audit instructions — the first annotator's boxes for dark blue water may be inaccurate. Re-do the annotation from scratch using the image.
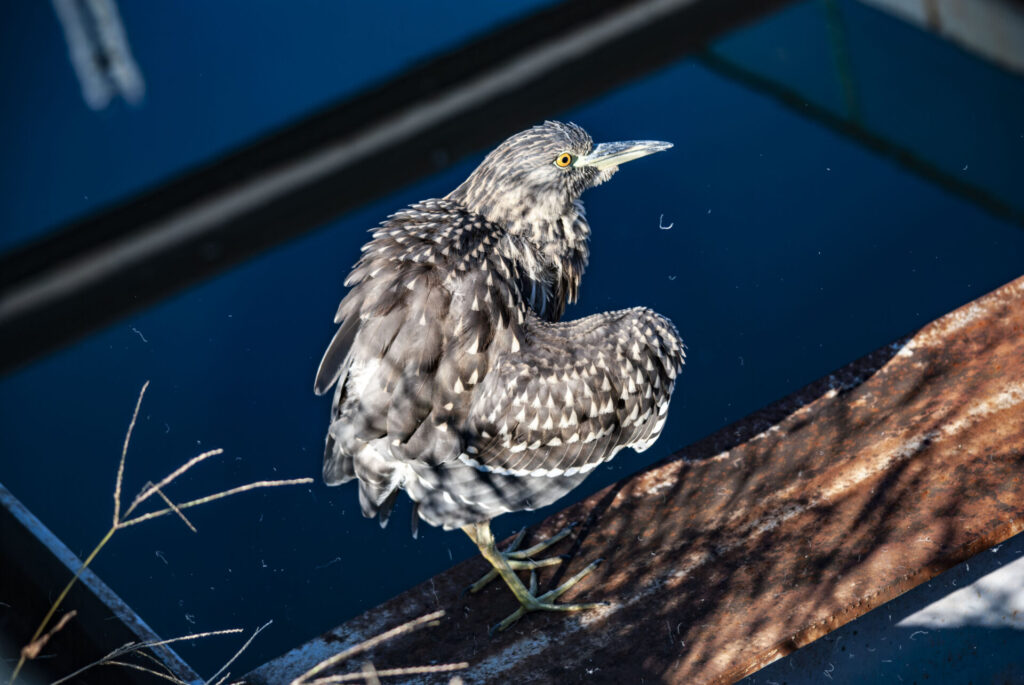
[0,0,553,251]
[2,0,1023,677]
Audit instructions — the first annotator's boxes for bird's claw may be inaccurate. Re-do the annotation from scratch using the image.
[490,558,607,634]
[467,524,576,594]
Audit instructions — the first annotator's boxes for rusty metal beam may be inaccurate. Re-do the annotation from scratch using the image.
[247,274,1024,684]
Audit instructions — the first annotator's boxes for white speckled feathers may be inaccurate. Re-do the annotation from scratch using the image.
[314,121,683,530]
[462,308,683,479]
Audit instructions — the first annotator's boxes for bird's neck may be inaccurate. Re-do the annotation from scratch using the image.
[499,202,592,321]
[444,182,591,318]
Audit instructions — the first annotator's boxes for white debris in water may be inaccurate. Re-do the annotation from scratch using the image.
[315,556,342,570]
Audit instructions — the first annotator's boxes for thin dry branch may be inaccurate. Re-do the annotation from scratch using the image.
[119,478,312,529]
[308,662,471,684]
[136,647,183,683]
[93,659,184,684]
[292,610,459,685]
[9,381,311,685]
[19,610,76,660]
[49,628,248,685]
[128,628,246,650]
[151,482,199,532]
[205,620,273,685]
[114,380,148,527]
[125,448,224,519]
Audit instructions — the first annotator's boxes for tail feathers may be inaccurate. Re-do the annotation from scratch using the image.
[323,433,356,486]
[357,478,400,523]
[334,440,414,534]
[377,488,401,528]
[353,443,405,526]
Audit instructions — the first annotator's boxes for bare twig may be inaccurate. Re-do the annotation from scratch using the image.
[308,662,471,684]
[73,659,184,684]
[119,478,313,529]
[151,482,199,532]
[19,610,76,660]
[49,628,247,685]
[51,649,179,685]
[129,628,245,650]
[292,610,461,685]
[126,448,224,519]
[11,525,117,682]
[136,647,182,683]
[9,382,311,685]
[205,620,273,685]
[114,380,148,527]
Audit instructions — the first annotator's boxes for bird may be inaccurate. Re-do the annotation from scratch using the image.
[314,120,685,631]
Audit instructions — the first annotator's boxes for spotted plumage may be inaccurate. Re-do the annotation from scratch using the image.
[315,121,683,535]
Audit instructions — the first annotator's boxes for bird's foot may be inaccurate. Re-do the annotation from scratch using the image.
[490,558,608,634]
[467,524,576,594]
[461,520,608,633]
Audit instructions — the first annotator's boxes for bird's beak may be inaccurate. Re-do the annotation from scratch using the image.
[578,140,673,171]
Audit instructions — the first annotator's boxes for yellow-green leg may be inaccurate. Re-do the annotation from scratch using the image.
[462,520,607,633]
[466,523,574,593]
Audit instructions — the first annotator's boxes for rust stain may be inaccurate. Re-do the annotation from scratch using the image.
[248,275,1024,684]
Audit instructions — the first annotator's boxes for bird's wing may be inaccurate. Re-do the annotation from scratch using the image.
[318,200,517,491]
[314,292,363,396]
[461,307,684,478]
[315,199,508,397]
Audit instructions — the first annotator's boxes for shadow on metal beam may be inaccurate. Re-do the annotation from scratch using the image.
[0,0,793,375]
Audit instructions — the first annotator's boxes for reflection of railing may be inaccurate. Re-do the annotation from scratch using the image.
[860,0,1024,74]
[697,49,1024,227]
[0,0,795,375]
[52,0,145,110]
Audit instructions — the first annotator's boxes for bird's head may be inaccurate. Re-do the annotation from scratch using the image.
[448,121,672,234]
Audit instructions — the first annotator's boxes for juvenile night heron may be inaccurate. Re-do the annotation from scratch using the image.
[315,121,684,631]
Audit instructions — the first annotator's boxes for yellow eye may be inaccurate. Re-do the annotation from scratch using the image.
[555,152,573,168]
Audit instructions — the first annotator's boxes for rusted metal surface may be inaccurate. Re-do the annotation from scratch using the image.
[248,274,1024,685]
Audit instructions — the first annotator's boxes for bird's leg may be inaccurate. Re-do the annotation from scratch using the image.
[462,521,607,633]
[466,523,576,593]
